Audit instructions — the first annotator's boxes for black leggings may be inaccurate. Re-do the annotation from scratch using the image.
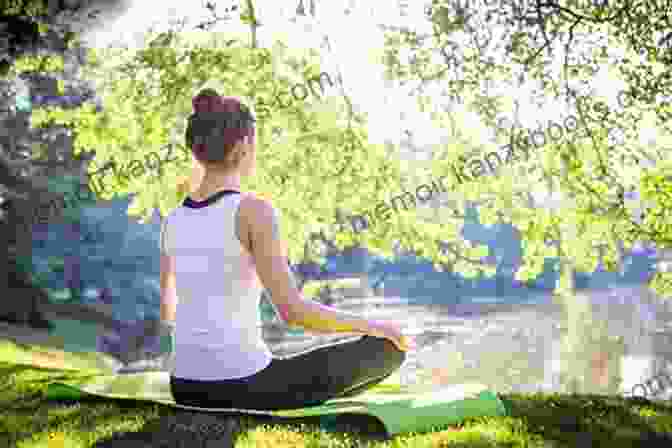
[169,335,406,410]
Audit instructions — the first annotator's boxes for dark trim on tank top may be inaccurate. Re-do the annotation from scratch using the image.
[183,190,241,208]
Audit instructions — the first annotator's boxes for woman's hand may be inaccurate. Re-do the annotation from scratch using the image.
[366,320,417,352]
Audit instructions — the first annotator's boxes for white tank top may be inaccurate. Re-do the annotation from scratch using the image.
[160,190,273,380]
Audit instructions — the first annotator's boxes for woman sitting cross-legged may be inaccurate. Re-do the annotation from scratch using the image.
[159,89,415,410]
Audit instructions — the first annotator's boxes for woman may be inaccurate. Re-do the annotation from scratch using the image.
[159,89,415,411]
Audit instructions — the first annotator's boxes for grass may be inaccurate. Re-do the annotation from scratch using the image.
[1,341,672,447]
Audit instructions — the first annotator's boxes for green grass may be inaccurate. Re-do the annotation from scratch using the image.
[1,342,672,447]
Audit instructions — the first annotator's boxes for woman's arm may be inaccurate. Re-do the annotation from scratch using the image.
[159,218,177,323]
[157,221,178,353]
[159,253,178,323]
[241,195,374,334]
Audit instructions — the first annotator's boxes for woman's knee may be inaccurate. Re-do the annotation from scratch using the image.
[388,341,406,367]
[364,336,406,368]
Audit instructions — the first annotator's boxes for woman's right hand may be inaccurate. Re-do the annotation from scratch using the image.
[366,320,417,352]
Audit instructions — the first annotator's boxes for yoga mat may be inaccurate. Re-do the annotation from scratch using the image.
[45,372,507,436]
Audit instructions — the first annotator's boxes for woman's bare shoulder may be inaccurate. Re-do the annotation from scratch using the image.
[240,192,275,208]
[238,192,279,224]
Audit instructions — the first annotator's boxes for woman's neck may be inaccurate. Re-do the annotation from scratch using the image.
[192,173,242,199]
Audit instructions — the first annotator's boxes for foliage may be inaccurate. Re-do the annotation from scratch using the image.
[24,3,500,270]
[10,53,64,73]
[0,0,106,329]
[0,0,49,16]
[381,0,672,297]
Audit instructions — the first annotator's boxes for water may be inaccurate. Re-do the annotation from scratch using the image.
[40,283,672,401]
[329,286,672,401]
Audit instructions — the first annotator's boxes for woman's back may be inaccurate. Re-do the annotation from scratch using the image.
[163,90,410,409]
[161,190,272,380]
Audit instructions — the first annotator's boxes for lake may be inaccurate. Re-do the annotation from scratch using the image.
[35,283,672,403]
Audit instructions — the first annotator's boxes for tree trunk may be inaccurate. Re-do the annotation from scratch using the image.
[0,196,52,329]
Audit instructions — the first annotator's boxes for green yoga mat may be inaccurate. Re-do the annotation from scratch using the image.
[45,372,507,436]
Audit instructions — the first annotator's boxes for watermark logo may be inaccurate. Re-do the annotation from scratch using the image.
[29,69,337,223]
[482,0,609,12]
[256,71,335,117]
[630,369,672,400]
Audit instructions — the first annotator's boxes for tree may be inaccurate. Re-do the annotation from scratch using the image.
[379,0,672,298]
[0,0,103,327]
[21,0,508,329]
[376,0,672,393]
[38,1,433,271]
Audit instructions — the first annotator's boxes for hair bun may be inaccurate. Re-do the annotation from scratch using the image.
[192,90,241,114]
